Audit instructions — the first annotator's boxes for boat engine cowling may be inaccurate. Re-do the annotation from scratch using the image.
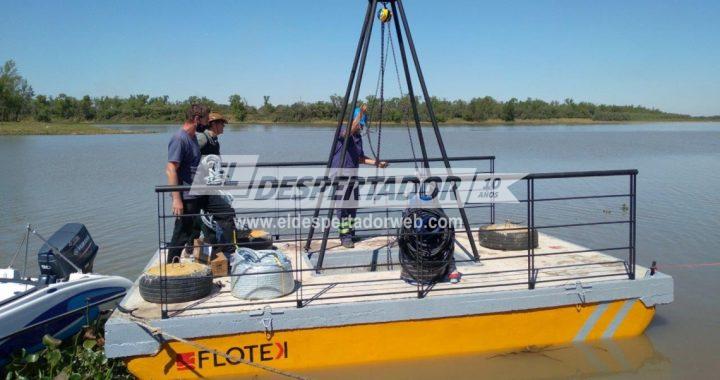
[37,223,98,283]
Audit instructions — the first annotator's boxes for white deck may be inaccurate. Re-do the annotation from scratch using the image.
[122,232,639,320]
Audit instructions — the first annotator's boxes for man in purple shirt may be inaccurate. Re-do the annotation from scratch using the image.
[331,105,387,248]
[165,104,209,262]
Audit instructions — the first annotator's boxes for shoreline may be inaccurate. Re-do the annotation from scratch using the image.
[0,121,148,136]
[233,118,720,127]
[2,118,717,136]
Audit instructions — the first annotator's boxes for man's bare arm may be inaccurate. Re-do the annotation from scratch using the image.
[166,162,183,215]
[361,156,388,168]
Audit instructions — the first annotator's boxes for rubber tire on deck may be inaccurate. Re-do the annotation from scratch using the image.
[477,223,539,251]
[139,268,213,304]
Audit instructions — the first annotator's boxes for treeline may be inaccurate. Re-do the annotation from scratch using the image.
[2,60,716,124]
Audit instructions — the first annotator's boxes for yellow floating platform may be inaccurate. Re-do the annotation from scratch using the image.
[125,299,655,379]
[107,233,673,379]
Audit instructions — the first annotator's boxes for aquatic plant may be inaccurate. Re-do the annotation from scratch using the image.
[3,318,131,380]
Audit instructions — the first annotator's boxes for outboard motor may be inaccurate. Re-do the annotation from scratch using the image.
[37,223,98,284]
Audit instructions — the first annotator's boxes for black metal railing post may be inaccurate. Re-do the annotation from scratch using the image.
[293,187,304,308]
[490,158,496,225]
[629,173,637,279]
[527,178,536,289]
[159,193,168,319]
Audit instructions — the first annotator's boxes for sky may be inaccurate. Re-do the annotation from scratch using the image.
[1,0,718,116]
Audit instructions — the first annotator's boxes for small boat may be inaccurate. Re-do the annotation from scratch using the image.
[0,223,132,364]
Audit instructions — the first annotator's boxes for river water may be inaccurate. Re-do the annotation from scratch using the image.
[0,122,718,378]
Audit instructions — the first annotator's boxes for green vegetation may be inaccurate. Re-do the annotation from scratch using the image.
[3,317,132,380]
[2,60,718,131]
[0,121,141,135]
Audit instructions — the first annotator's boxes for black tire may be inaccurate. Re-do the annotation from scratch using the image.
[138,283,215,302]
[139,266,213,304]
[478,223,539,251]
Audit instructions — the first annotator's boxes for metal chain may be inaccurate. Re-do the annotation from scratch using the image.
[365,5,420,172]
[366,18,390,161]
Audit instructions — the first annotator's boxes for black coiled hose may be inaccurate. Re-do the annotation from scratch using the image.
[398,208,454,284]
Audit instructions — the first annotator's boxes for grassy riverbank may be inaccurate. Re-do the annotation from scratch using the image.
[3,118,718,136]
[0,121,145,136]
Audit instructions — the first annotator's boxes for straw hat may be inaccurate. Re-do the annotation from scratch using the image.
[208,112,228,124]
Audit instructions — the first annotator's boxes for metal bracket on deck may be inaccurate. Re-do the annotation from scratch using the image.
[250,305,284,340]
[565,281,593,307]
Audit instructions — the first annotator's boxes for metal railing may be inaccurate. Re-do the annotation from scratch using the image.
[523,169,637,289]
[152,159,637,319]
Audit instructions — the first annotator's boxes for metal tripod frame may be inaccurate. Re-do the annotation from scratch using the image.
[304,0,480,271]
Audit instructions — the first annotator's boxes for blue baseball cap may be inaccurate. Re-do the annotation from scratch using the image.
[353,107,368,127]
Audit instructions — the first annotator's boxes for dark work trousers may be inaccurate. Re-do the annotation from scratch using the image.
[167,195,235,262]
[336,178,359,237]
[203,195,236,253]
[167,197,202,263]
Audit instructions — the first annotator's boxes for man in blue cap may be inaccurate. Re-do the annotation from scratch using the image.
[331,104,388,248]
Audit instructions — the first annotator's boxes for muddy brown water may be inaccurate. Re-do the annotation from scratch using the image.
[1,122,718,378]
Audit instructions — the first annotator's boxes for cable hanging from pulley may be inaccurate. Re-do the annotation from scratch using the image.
[364,3,420,172]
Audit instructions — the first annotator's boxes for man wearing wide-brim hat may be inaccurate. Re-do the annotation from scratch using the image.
[198,112,228,156]
[194,111,236,255]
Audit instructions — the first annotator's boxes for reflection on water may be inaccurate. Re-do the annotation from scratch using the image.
[300,336,670,380]
[1,122,718,377]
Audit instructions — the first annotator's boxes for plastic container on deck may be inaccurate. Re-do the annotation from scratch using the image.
[230,248,294,300]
